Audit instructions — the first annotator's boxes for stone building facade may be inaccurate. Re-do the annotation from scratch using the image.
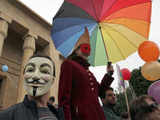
[0,0,62,109]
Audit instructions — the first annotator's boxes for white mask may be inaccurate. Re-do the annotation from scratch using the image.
[24,57,55,96]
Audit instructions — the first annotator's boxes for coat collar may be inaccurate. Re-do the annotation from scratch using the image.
[23,95,38,118]
[71,56,90,69]
[23,95,59,118]
[103,104,120,117]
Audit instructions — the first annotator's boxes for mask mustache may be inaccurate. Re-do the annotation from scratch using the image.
[26,79,48,85]
[33,86,37,96]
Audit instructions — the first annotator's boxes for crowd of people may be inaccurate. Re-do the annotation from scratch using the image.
[0,28,160,120]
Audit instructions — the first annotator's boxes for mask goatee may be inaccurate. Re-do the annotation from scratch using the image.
[33,87,38,96]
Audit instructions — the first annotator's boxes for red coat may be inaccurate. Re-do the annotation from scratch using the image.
[58,57,114,120]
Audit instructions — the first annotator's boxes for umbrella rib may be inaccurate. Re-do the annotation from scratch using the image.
[63,1,96,20]
[90,0,99,21]
[101,25,129,60]
[99,25,110,62]
[104,17,151,23]
[58,27,89,56]
[93,26,99,66]
[53,18,96,34]
[58,23,97,57]
[100,0,118,20]
[108,21,149,39]
[103,18,150,38]
[104,1,151,19]
[104,23,143,49]
[54,23,93,48]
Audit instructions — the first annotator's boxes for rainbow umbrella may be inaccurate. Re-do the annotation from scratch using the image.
[51,0,152,66]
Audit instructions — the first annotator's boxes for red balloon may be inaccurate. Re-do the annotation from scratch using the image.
[121,68,131,80]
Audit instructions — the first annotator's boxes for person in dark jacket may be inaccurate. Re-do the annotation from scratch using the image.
[58,27,114,120]
[100,87,122,120]
[0,55,64,120]
[47,96,59,118]
[48,96,56,105]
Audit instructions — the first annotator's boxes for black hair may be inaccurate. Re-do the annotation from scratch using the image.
[99,87,113,99]
[25,54,56,77]
[49,96,55,102]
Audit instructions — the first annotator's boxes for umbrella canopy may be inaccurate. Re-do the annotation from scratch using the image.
[51,0,152,66]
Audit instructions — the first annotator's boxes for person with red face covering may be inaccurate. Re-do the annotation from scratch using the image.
[58,27,114,120]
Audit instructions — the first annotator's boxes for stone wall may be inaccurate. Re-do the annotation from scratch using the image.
[0,0,62,108]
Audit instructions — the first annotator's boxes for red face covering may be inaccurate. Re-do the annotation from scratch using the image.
[80,44,91,55]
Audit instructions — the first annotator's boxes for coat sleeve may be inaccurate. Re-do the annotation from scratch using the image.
[100,73,114,89]
[58,60,73,120]
[98,73,114,97]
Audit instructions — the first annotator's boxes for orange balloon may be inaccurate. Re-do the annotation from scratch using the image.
[138,41,160,62]
[141,61,160,81]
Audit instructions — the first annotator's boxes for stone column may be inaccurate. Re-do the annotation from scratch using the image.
[46,40,63,104]
[0,12,12,56]
[17,34,37,102]
[0,19,8,56]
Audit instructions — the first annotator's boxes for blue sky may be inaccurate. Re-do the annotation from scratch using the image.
[20,0,160,89]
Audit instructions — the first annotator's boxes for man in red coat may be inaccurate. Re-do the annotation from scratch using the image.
[58,27,114,120]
